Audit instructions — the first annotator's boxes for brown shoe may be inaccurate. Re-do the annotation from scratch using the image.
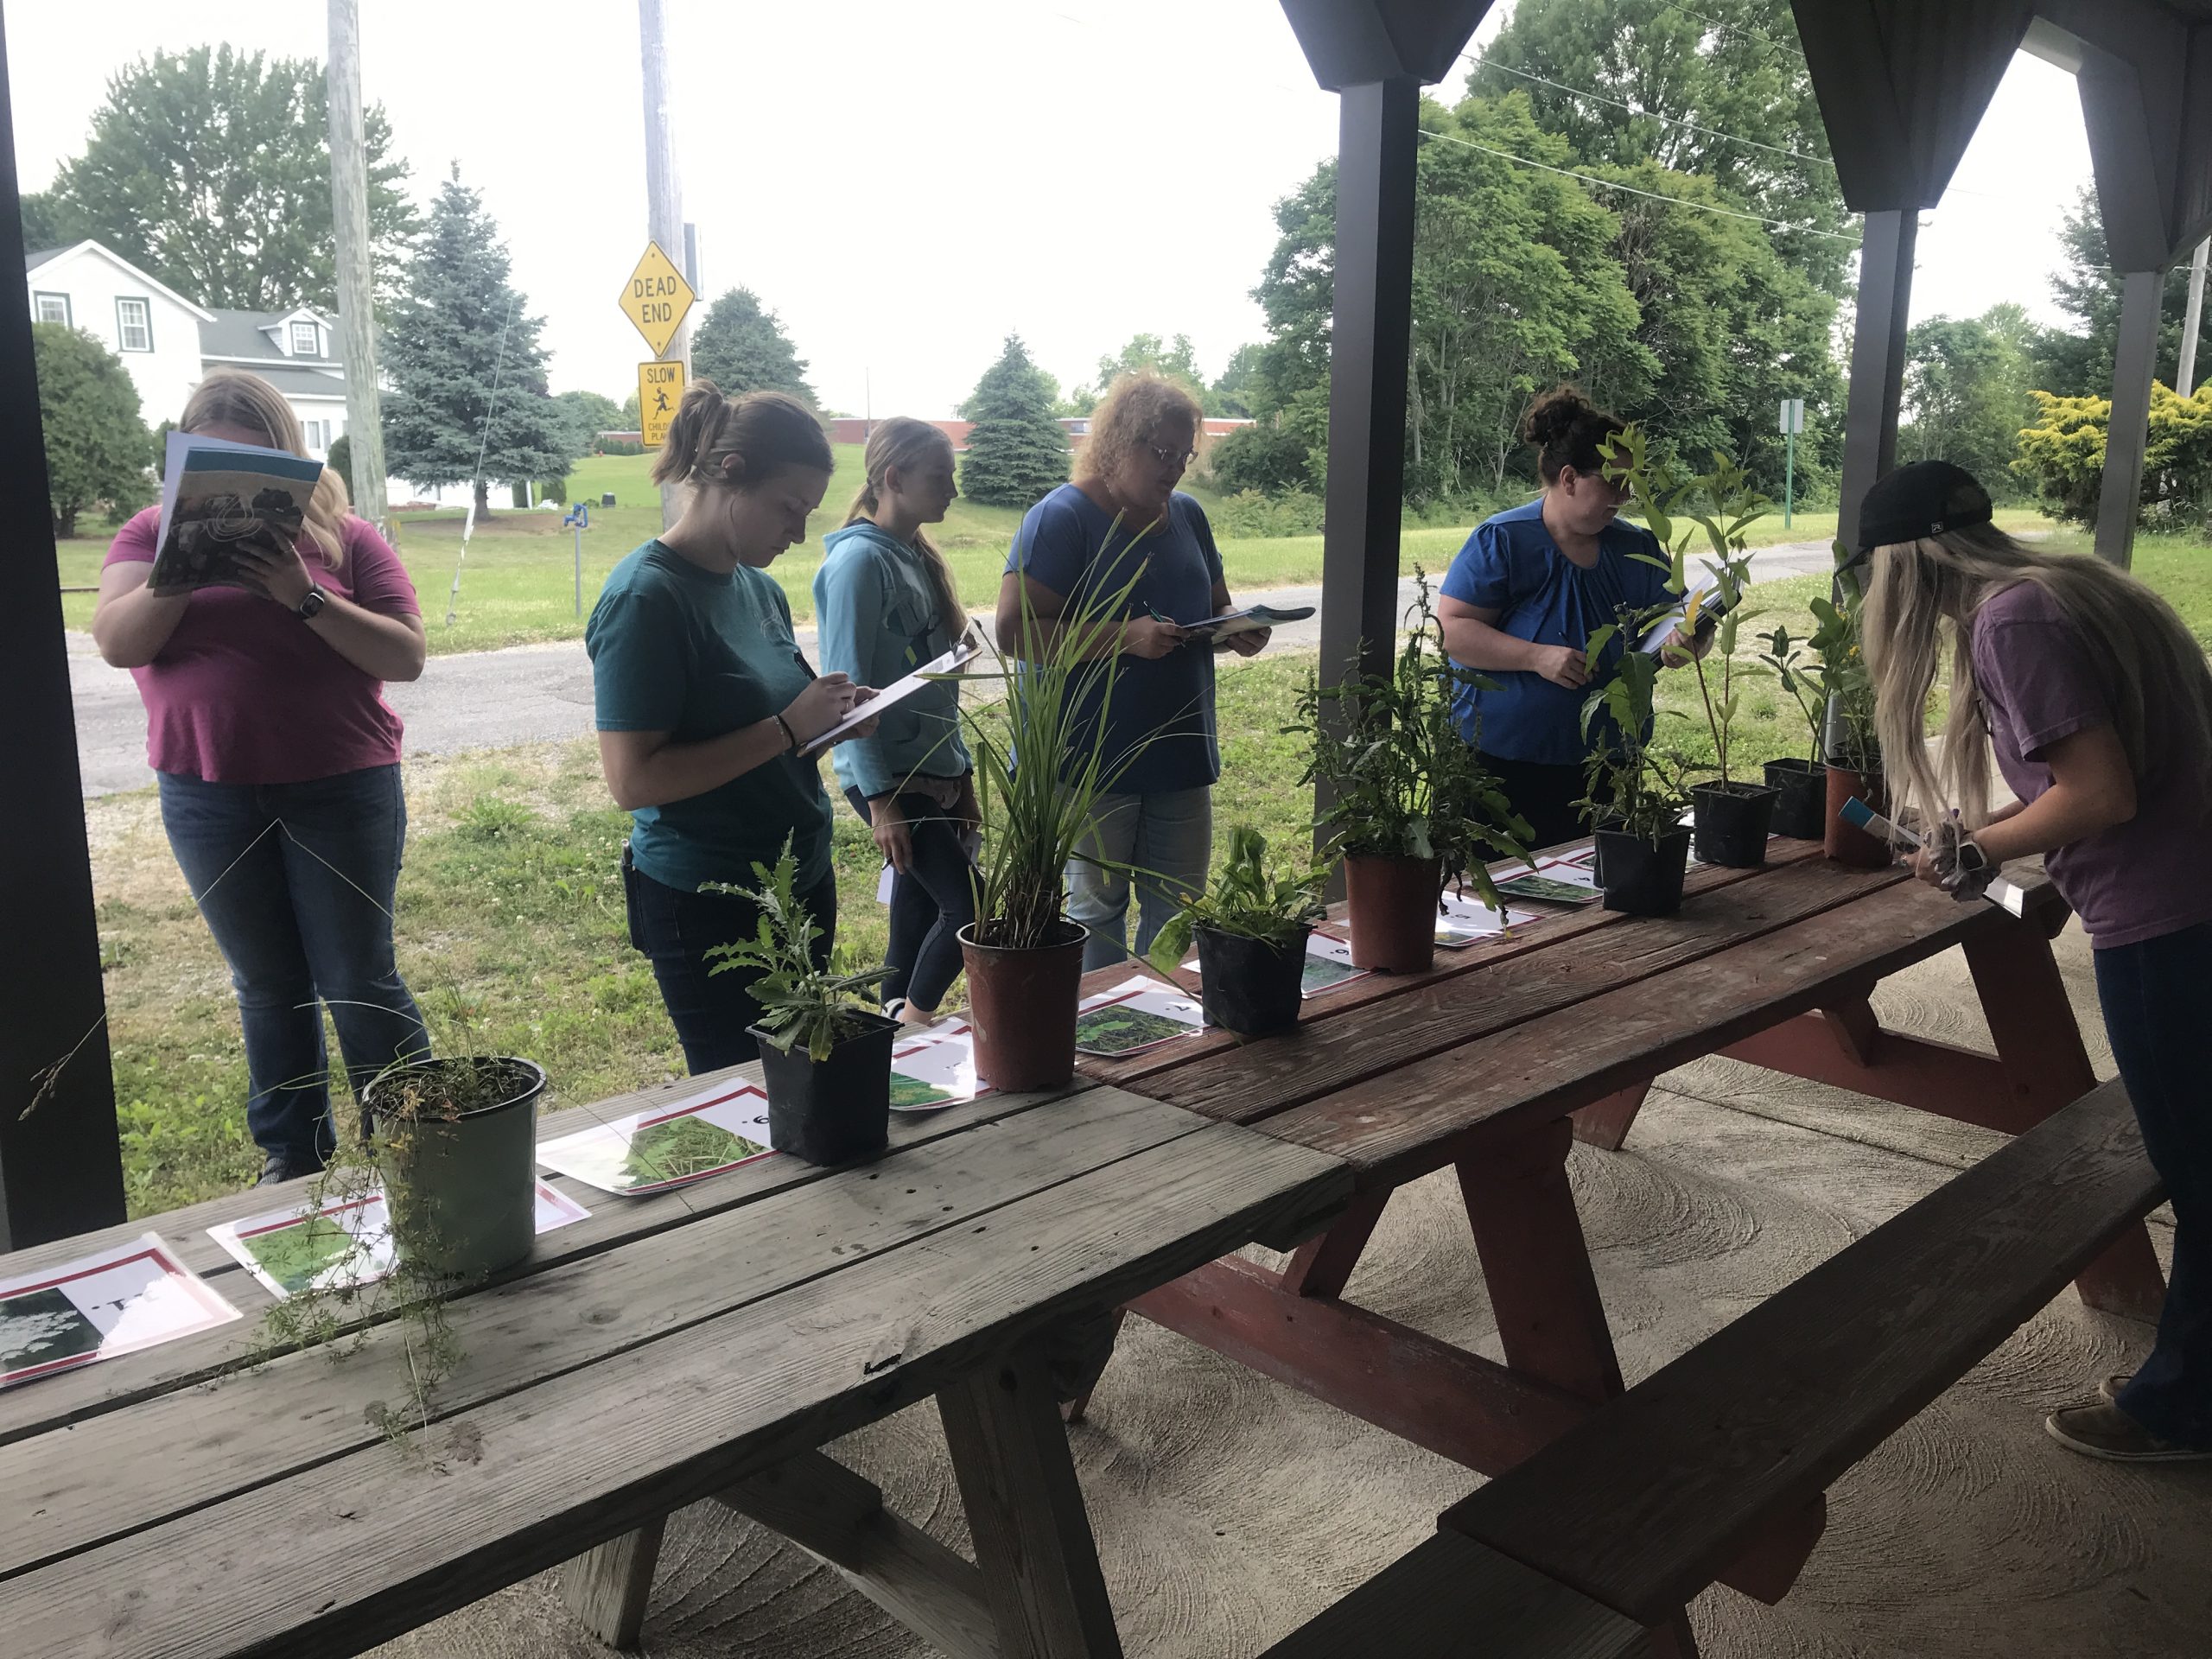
[2045,1402,2212,1462]
[2099,1373,2133,1406]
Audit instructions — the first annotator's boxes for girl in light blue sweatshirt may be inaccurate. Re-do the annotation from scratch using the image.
[813,418,976,1024]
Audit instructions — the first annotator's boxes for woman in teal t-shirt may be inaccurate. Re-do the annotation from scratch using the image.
[588,383,875,1073]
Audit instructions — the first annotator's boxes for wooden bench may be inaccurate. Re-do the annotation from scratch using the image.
[1440,1076,2164,1638]
[1255,1530,1649,1658]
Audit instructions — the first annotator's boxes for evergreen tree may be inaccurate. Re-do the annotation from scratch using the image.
[381,169,581,518]
[34,46,416,312]
[689,288,816,404]
[34,322,153,539]
[957,335,1070,507]
[2034,186,2211,398]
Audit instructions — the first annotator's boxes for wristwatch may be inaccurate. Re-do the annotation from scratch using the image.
[296,586,327,620]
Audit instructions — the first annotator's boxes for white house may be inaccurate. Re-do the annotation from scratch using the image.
[25,240,348,458]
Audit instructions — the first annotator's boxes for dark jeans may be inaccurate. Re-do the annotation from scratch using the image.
[1478,751,1608,855]
[159,765,429,1166]
[844,786,976,1013]
[624,847,837,1074]
[2095,919,2212,1448]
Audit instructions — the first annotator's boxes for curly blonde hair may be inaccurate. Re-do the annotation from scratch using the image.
[1075,372,1203,486]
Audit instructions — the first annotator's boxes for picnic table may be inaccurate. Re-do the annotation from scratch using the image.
[0,1068,1349,1658]
[1074,836,2168,1614]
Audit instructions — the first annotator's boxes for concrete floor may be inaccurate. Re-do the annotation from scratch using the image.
[372,921,2212,1659]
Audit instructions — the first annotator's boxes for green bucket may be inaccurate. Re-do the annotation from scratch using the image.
[366,1057,546,1281]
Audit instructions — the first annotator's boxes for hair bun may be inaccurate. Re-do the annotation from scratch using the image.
[1521,385,1596,448]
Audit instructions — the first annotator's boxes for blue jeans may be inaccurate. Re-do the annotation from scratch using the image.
[844,787,977,1014]
[1067,786,1213,973]
[159,765,429,1166]
[2095,919,2212,1449]
[624,847,837,1074]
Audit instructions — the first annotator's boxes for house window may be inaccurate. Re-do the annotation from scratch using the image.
[116,296,153,352]
[289,321,320,356]
[302,419,329,451]
[34,292,71,326]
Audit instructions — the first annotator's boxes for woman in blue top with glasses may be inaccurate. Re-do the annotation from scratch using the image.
[1438,386,1677,851]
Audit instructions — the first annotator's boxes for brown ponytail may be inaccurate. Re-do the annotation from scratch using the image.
[649,379,832,490]
[842,416,965,638]
[1521,385,1626,485]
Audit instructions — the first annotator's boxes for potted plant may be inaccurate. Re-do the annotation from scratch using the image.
[1600,429,1777,868]
[365,1050,547,1282]
[1148,826,1330,1037]
[1809,542,1890,868]
[706,839,898,1166]
[956,550,1153,1090]
[1578,629,1697,914]
[1299,573,1529,973]
[1757,623,1829,838]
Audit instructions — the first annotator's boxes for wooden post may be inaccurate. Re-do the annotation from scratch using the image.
[639,0,692,532]
[0,4,126,1249]
[326,0,391,540]
[2096,269,2165,569]
[1835,209,1916,556]
[2181,238,2209,397]
[560,1517,666,1649]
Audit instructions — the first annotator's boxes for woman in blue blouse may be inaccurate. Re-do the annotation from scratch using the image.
[1438,386,1677,850]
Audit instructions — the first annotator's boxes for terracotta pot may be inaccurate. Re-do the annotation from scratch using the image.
[1344,854,1440,974]
[1824,765,1893,868]
[957,919,1088,1091]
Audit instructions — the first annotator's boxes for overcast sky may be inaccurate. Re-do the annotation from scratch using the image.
[8,2,2100,419]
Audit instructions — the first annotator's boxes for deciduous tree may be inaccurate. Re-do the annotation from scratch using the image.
[34,322,153,539]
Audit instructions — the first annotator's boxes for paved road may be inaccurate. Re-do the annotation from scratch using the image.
[68,538,1843,798]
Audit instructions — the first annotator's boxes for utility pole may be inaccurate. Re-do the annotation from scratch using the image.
[327,0,391,539]
[639,0,691,531]
[2180,237,2209,398]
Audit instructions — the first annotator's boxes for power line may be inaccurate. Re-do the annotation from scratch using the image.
[1659,1,1807,67]
[1414,124,1861,244]
[1464,53,1834,169]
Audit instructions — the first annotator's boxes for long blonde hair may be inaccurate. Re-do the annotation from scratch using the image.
[1076,372,1202,486]
[180,369,350,567]
[842,416,963,637]
[1863,519,2212,829]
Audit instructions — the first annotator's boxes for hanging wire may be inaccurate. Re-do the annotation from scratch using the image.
[1462,53,1836,168]
[443,292,521,629]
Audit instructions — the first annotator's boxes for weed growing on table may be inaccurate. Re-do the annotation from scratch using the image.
[1148,825,1330,974]
[1296,571,1529,906]
[702,838,893,1060]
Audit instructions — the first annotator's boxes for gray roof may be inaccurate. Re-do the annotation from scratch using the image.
[234,362,350,399]
[199,308,342,368]
[24,246,64,273]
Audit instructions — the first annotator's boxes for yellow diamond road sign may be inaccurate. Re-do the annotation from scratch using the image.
[639,359,686,448]
[619,241,696,358]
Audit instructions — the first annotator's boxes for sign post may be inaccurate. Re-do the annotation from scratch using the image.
[1778,397,1806,529]
[563,501,590,617]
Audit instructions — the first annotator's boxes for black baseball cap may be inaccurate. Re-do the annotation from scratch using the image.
[1855,460,1993,553]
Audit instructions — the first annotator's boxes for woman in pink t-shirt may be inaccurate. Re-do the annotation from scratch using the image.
[1859,459,2212,1465]
[94,369,431,1186]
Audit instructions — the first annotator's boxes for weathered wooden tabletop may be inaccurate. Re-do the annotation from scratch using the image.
[0,1068,1351,1658]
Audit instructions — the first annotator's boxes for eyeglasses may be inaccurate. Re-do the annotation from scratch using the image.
[1144,442,1197,468]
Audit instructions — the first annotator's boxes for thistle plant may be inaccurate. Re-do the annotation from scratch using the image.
[704,837,893,1060]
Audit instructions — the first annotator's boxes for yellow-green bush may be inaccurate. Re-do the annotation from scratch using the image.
[2013,383,2212,526]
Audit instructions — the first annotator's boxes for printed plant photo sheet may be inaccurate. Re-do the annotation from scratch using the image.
[2,1233,241,1389]
[1489,857,1605,906]
[207,1182,590,1300]
[1434,892,1540,947]
[1074,976,1208,1058]
[889,1019,989,1114]
[1181,932,1375,1001]
[537,1080,778,1196]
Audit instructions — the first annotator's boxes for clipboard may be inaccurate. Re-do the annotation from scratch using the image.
[796,639,978,759]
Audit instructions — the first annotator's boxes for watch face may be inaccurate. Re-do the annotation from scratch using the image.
[298,588,327,619]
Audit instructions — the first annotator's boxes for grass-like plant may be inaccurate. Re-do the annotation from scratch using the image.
[704,837,893,1060]
[1147,825,1329,975]
[1296,570,1529,906]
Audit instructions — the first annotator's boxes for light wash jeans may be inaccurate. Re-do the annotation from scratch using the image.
[1067,786,1214,972]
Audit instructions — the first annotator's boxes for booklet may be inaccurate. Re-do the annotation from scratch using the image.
[2,1233,241,1389]
[1074,975,1207,1058]
[797,639,979,759]
[1185,602,1315,640]
[537,1079,779,1195]
[207,1181,588,1300]
[147,431,327,594]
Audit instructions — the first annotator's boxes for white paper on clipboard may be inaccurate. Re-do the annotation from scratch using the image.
[798,639,979,759]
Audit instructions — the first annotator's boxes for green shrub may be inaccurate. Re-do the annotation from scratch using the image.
[1212,489,1325,538]
[2013,384,2212,527]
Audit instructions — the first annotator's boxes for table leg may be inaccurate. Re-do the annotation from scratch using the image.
[560,1516,666,1649]
[1966,929,2167,1322]
[939,1336,1124,1659]
[1571,1084,1652,1153]
[1457,1118,1624,1404]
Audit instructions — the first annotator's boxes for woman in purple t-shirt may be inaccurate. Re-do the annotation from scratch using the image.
[1859,459,2212,1465]
[93,369,430,1186]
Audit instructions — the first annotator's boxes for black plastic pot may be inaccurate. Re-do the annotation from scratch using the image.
[1691,781,1779,868]
[1592,827,1692,917]
[1196,924,1308,1037]
[1764,759,1829,840]
[749,1012,897,1166]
